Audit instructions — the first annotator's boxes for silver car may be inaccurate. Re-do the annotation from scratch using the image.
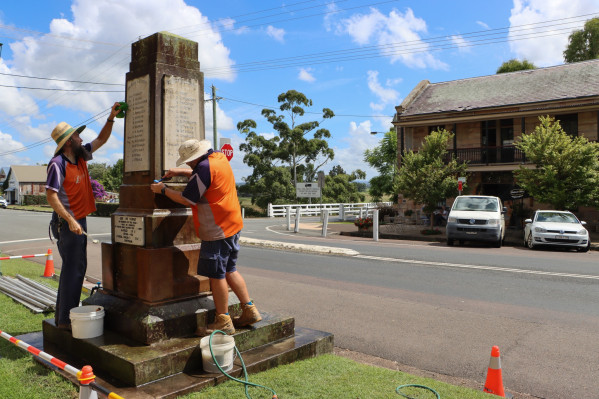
[0,196,7,209]
[524,210,590,252]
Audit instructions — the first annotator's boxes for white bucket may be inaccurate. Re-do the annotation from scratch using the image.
[69,305,105,339]
[199,335,236,373]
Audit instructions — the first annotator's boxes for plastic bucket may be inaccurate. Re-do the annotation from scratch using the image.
[199,335,236,373]
[69,305,105,339]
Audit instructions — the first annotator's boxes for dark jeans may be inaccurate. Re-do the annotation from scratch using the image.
[51,213,87,326]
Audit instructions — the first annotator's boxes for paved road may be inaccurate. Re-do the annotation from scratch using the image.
[1,210,598,398]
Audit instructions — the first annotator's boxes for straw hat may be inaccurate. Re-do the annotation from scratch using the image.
[176,139,211,166]
[51,122,86,155]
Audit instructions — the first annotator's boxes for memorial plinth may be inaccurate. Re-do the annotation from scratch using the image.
[42,32,333,395]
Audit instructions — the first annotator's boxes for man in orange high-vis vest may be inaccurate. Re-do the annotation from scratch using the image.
[151,139,261,335]
[46,102,121,331]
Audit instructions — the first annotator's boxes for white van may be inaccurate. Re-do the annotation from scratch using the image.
[446,195,506,247]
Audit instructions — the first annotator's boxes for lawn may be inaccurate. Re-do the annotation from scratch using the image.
[0,256,492,399]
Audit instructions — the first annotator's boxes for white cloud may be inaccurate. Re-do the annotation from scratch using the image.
[476,21,490,29]
[509,0,598,66]
[367,70,400,112]
[298,68,316,82]
[451,35,471,53]
[266,25,286,43]
[330,120,379,179]
[333,7,448,70]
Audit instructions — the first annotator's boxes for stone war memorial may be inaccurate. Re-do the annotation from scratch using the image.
[42,32,333,397]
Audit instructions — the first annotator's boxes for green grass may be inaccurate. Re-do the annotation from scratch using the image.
[0,257,490,399]
[0,256,78,399]
[183,354,489,399]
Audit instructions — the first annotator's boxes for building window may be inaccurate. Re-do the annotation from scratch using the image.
[556,114,578,137]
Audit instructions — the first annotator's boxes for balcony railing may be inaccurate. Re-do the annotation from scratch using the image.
[442,145,528,165]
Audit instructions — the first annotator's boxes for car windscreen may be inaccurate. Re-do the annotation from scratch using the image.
[535,212,579,223]
[452,197,498,212]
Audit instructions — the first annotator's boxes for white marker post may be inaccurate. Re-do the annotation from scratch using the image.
[373,210,379,241]
[294,207,300,233]
[286,206,292,231]
[322,210,329,237]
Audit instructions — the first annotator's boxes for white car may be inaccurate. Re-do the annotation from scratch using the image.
[0,196,7,208]
[524,210,590,252]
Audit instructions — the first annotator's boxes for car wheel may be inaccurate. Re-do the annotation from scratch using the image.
[579,242,591,253]
[494,235,502,248]
[447,238,454,246]
[526,233,536,249]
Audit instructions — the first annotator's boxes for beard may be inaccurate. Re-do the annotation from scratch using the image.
[72,142,93,161]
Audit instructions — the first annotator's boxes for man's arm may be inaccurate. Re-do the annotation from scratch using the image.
[149,183,195,206]
[91,102,121,153]
[46,189,83,235]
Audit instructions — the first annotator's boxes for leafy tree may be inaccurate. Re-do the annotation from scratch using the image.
[238,90,335,208]
[104,159,123,192]
[564,17,599,63]
[397,129,468,230]
[364,129,398,202]
[88,162,108,182]
[322,169,366,203]
[261,90,335,186]
[329,165,346,177]
[514,116,599,210]
[496,59,536,74]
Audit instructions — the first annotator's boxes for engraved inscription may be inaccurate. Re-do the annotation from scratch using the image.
[114,216,145,246]
[125,75,150,172]
[163,76,201,169]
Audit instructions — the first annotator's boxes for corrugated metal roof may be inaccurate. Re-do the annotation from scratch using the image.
[401,59,599,116]
[10,165,48,183]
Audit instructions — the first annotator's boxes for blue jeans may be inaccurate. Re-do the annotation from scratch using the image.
[52,213,87,326]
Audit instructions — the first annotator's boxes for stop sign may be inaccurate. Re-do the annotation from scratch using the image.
[220,143,233,161]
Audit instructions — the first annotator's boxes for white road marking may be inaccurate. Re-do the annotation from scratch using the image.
[0,233,109,245]
[355,254,599,280]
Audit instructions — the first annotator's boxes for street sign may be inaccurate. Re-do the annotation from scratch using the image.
[220,143,233,161]
[510,188,525,199]
[296,182,321,198]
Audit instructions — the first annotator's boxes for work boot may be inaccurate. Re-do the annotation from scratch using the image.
[195,313,235,336]
[233,303,262,327]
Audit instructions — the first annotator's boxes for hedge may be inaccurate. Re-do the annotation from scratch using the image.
[22,195,48,205]
[92,202,120,217]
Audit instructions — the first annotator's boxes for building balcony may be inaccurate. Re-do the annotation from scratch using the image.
[443,145,528,165]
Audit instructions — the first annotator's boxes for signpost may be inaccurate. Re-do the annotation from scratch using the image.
[296,182,321,198]
[458,177,466,196]
[220,143,233,161]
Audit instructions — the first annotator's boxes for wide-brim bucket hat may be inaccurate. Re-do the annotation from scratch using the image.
[176,139,212,166]
[52,122,86,155]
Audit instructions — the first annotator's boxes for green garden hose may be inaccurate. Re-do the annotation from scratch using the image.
[209,330,278,399]
[396,384,441,399]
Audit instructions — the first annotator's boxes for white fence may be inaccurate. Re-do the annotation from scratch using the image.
[267,202,392,220]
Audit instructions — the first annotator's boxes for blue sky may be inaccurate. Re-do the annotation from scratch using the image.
[1,0,598,181]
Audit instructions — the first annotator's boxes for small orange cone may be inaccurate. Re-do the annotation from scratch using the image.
[42,249,55,278]
[483,346,511,397]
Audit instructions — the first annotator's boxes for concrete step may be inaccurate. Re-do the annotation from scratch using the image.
[42,311,296,387]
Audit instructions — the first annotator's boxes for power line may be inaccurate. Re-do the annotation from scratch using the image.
[0,72,125,86]
[0,84,124,92]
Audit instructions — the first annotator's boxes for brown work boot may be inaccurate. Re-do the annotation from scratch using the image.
[195,313,235,336]
[233,303,262,327]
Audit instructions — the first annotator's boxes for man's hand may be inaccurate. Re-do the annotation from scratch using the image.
[150,183,165,194]
[109,102,121,119]
[68,218,83,235]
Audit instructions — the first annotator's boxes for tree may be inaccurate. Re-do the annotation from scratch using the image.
[564,17,599,63]
[238,90,336,209]
[514,116,599,210]
[496,59,536,74]
[322,168,366,203]
[363,129,398,201]
[397,129,468,230]
[261,90,335,186]
[104,159,123,192]
[88,162,108,182]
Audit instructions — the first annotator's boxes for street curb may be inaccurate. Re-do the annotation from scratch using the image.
[240,237,359,256]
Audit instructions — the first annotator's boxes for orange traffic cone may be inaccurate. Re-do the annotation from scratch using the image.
[483,346,511,397]
[42,249,55,278]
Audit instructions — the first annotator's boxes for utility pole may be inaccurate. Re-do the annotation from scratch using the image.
[211,85,218,150]
[0,43,3,59]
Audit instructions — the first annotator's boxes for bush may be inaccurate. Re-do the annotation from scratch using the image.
[22,195,48,206]
[93,202,119,217]
[242,207,267,218]
[354,217,373,229]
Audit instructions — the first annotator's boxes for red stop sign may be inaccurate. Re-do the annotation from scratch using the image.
[221,143,233,161]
